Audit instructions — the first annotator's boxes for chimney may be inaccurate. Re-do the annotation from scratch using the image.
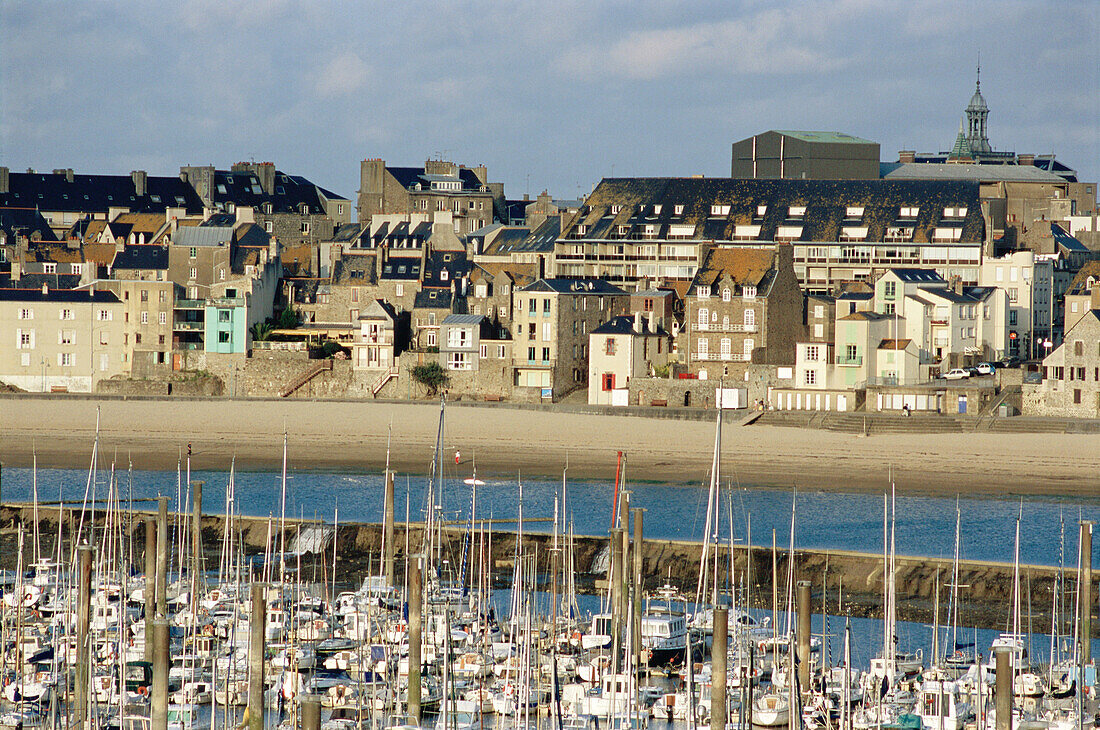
[633,311,642,333]
[132,170,147,197]
[0,166,8,193]
[66,168,74,183]
[89,283,95,297]
[647,311,656,333]
[42,283,48,296]
[179,170,189,184]
[331,244,343,264]
[952,276,963,295]
[1018,153,1035,166]
[898,150,916,164]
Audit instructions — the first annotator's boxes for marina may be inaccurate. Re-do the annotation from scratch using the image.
[0,407,1097,730]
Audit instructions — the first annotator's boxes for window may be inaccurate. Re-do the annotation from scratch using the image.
[218,331,230,343]
[542,322,551,341]
[58,353,73,367]
[722,288,731,302]
[846,344,857,361]
[605,338,617,356]
[698,338,708,356]
[17,330,33,349]
[720,338,731,356]
[60,330,73,345]
[301,222,311,234]
[60,309,73,320]
[426,331,436,347]
[602,373,616,391]
[18,308,32,320]
[804,370,817,385]
[98,309,111,321]
[265,221,273,233]
[543,298,551,314]
[814,323,823,338]
[140,290,148,302]
[710,204,730,216]
[479,344,488,358]
[883,280,896,298]
[743,338,754,358]
[528,322,537,339]
[159,312,166,325]
[743,285,756,299]
[219,269,226,281]
[806,345,820,361]
[1008,288,1017,302]
[447,327,469,348]
[100,331,109,345]
[698,286,711,298]
[542,347,550,362]
[189,247,197,258]
[1073,389,1081,405]
[528,346,536,362]
[43,263,56,274]
[141,311,149,324]
[744,309,755,328]
[498,345,506,358]
[697,307,709,328]
[189,267,197,280]
[395,283,404,297]
[448,352,470,370]
[885,303,895,315]
[219,310,231,323]
[528,298,537,315]
[813,305,824,319]
[1075,341,1084,356]
[159,290,166,303]
[499,307,507,320]
[159,335,165,345]
[135,333,142,344]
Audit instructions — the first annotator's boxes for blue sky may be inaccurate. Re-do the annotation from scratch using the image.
[2,1,1097,209]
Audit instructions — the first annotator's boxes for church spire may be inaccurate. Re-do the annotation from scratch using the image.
[965,58,991,154]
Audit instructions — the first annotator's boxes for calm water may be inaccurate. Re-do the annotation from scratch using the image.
[4,464,1100,668]
[5,465,1099,567]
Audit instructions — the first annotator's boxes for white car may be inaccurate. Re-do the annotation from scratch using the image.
[942,368,971,380]
[975,362,996,375]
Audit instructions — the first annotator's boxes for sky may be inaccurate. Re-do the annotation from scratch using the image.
[2,1,1098,211]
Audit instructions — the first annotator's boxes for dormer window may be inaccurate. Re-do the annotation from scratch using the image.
[942,207,968,218]
[653,205,662,215]
[743,285,757,299]
[756,205,768,217]
[845,206,864,218]
[711,204,731,216]
[722,288,731,302]
[610,205,622,214]
[441,269,449,281]
[674,204,684,215]
[899,206,920,219]
[698,285,711,298]
[788,206,806,218]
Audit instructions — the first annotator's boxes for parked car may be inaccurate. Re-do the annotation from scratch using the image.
[997,356,1021,368]
[975,362,996,375]
[942,368,971,380]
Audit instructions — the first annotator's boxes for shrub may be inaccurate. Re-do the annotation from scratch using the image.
[411,362,447,396]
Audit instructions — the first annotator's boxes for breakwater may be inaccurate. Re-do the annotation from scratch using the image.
[0,503,1094,636]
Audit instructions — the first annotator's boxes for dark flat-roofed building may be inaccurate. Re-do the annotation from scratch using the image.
[731,130,880,180]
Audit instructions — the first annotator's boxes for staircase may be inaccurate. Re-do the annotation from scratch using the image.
[371,366,399,397]
[280,359,333,398]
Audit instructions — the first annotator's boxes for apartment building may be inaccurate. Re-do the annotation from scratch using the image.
[0,286,126,392]
[588,313,672,406]
[511,279,628,399]
[978,250,1057,359]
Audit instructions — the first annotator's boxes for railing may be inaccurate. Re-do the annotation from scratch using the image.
[175,299,205,309]
[836,356,863,366]
[695,323,758,333]
[371,366,399,396]
[694,352,750,362]
[173,321,203,331]
[253,341,306,351]
[280,359,333,397]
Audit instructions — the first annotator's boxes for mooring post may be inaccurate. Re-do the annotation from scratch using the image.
[156,495,168,618]
[632,507,643,671]
[797,579,812,693]
[152,617,170,730]
[1081,521,1093,664]
[191,480,203,617]
[384,469,395,587]
[249,583,266,730]
[75,545,93,730]
[994,646,1011,730]
[144,516,156,663]
[712,606,728,730]
[301,694,321,730]
[408,556,423,723]
[610,526,624,674]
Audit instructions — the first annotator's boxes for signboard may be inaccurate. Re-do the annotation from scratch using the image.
[541,387,553,400]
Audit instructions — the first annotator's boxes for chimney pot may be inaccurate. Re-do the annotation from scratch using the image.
[633,311,642,333]
[42,283,48,295]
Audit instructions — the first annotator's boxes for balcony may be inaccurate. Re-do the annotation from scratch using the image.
[174,321,203,331]
[210,296,245,306]
[836,355,863,366]
[175,299,205,309]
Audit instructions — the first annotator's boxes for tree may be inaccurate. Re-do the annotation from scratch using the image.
[277,307,300,329]
[411,362,447,397]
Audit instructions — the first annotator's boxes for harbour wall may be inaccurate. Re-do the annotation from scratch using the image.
[1,504,1094,637]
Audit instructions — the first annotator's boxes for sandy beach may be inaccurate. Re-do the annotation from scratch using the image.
[1,396,1097,497]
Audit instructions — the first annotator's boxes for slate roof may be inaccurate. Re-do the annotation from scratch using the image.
[1051,223,1089,253]
[422,250,470,288]
[881,162,1066,184]
[563,178,984,245]
[442,314,485,325]
[208,169,347,214]
[888,268,947,284]
[591,315,669,337]
[0,171,203,214]
[385,165,486,192]
[0,272,82,289]
[0,287,121,303]
[380,258,422,280]
[840,311,892,321]
[520,278,627,295]
[332,254,377,285]
[174,226,233,247]
[112,244,168,270]
[0,207,59,242]
[413,288,465,311]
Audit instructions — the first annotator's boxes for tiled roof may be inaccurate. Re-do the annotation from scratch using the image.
[0,207,58,242]
[690,247,778,293]
[1066,261,1100,295]
[878,338,912,350]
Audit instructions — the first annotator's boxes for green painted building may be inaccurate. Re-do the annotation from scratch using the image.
[204,297,248,354]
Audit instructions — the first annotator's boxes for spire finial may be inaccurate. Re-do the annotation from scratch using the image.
[976,52,981,92]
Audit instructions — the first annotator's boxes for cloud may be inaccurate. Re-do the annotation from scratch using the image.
[316,52,372,97]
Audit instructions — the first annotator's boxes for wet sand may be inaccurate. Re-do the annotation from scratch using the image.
[1,396,1097,497]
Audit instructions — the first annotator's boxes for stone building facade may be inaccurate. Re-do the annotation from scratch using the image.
[1027,309,1100,417]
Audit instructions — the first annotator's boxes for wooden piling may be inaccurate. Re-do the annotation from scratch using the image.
[249,583,266,730]
[712,606,728,730]
[409,557,423,723]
